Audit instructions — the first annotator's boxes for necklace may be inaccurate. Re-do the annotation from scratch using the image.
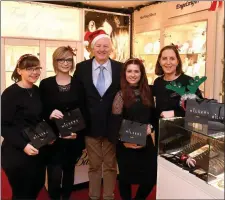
[26,89,33,97]
[20,82,33,97]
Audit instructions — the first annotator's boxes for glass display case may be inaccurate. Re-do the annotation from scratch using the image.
[164,21,207,93]
[158,117,224,192]
[133,30,160,84]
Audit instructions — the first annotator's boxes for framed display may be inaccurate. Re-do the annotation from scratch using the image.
[84,10,130,62]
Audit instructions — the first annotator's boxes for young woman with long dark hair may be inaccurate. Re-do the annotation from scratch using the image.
[109,58,157,200]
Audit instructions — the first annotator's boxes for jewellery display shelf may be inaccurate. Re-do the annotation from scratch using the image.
[157,117,224,199]
[164,21,207,93]
[133,30,160,85]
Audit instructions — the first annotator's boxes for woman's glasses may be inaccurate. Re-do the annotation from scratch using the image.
[26,67,42,73]
[57,58,73,64]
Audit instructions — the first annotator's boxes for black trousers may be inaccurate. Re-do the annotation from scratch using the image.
[3,163,45,200]
[119,180,155,200]
[47,164,75,200]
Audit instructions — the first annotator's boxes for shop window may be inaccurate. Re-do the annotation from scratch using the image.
[1,1,81,41]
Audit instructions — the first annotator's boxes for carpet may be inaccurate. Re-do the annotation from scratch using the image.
[2,168,156,200]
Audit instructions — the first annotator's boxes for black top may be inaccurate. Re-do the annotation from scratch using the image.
[39,76,85,165]
[153,73,202,118]
[108,88,157,184]
[1,83,43,168]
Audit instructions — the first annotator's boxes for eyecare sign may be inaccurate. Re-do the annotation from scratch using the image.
[167,1,212,18]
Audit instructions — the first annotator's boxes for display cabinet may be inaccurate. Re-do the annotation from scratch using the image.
[164,21,207,92]
[133,30,160,84]
[158,117,224,192]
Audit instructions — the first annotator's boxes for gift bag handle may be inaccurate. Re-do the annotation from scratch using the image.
[195,98,217,104]
[218,106,224,123]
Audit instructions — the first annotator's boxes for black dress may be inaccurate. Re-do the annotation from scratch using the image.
[39,76,85,165]
[109,89,157,185]
[1,83,46,199]
[39,76,85,200]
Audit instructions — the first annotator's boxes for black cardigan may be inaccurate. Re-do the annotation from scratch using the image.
[1,84,44,168]
[39,76,85,165]
[153,73,203,118]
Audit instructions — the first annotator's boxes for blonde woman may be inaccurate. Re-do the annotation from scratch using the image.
[39,46,85,200]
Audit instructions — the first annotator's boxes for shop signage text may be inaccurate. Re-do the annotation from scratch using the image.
[176,1,200,10]
[140,13,156,20]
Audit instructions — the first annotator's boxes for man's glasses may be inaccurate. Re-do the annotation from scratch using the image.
[26,67,42,73]
[57,58,73,64]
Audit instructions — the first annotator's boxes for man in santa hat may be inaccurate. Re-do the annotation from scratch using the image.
[73,30,122,200]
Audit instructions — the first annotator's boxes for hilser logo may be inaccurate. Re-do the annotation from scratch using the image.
[61,120,79,129]
[189,108,209,116]
[176,1,200,10]
[126,129,142,138]
[33,131,48,140]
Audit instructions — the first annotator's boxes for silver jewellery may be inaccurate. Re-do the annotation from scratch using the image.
[26,89,33,97]
[21,82,33,97]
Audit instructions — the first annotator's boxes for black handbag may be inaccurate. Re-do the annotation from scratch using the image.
[54,108,86,137]
[119,119,147,146]
[23,121,56,149]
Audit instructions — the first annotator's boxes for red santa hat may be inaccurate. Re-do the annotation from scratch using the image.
[84,31,91,46]
[84,30,110,48]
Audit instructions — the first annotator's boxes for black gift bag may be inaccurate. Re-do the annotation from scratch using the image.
[208,102,225,132]
[208,102,224,123]
[23,121,56,149]
[185,99,217,124]
[119,119,147,146]
[55,108,86,137]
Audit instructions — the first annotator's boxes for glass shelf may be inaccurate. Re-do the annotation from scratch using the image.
[159,117,224,192]
[133,30,160,84]
[164,21,207,92]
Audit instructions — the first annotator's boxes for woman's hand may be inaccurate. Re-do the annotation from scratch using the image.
[150,133,155,146]
[60,133,77,140]
[49,109,64,120]
[123,142,144,149]
[147,124,152,135]
[23,144,39,156]
[160,110,174,118]
[48,139,56,145]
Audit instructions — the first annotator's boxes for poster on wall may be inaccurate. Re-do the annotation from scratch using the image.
[84,10,130,62]
[74,150,89,184]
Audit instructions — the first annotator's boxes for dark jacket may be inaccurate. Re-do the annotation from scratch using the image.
[72,58,122,138]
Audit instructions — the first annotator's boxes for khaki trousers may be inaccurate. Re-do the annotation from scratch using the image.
[85,136,117,200]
